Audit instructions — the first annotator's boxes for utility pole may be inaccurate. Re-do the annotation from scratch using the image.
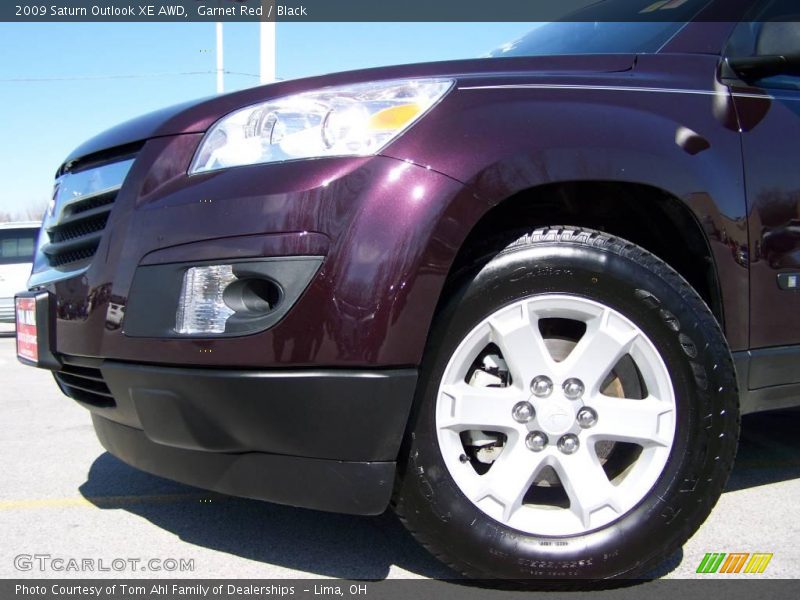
[259,20,276,84]
[216,22,224,93]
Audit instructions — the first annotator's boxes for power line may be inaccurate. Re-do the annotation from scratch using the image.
[0,70,260,83]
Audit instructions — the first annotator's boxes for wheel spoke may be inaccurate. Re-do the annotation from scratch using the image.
[587,396,674,447]
[553,446,620,529]
[439,383,520,431]
[562,308,638,394]
[473,438,547,522]
[489,305,553,387]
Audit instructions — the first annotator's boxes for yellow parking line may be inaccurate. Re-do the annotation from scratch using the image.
[0,493,227,510]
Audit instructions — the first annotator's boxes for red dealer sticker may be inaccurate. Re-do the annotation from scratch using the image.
[15,297,38,363]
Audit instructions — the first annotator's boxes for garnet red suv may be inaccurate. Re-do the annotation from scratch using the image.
[15,0,800,583]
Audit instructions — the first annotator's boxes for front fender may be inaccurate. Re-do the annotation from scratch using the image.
[383,54,748,350]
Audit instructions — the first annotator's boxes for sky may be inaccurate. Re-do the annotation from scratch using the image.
[0,22,532,217]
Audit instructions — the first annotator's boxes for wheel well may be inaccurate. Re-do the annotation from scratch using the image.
[445,181,725,330]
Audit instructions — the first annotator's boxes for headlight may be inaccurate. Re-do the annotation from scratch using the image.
[189,78,454,173]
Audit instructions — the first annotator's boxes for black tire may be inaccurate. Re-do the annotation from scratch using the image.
[394,226,739,583]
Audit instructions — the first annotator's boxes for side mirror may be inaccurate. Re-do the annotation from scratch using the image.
[725,54,800,83]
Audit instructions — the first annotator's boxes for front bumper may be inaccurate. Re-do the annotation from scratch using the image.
[57,357,417,514]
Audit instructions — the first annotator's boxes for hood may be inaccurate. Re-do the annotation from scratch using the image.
[62,54,635,167]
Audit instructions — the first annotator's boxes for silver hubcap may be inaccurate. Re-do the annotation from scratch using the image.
[435,294,676,536]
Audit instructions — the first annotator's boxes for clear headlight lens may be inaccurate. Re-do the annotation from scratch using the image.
[189,78,454,173]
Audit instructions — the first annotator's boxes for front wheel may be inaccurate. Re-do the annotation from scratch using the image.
[395,227,739,582]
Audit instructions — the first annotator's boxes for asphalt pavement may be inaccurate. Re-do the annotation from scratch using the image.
[0,327,798,581]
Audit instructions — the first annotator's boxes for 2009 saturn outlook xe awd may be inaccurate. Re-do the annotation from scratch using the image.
[15,0,800,583]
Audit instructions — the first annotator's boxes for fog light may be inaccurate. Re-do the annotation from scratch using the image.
[175,265,237,334]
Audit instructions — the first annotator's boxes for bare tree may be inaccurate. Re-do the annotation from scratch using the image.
[0,200,47,223]
[21,199,47,222]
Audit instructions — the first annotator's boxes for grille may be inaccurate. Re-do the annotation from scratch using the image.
[42,190,118,269]
[54,356,115,408]
[30,155,136,288]
[50,214,107,243]
[70,193,116,215]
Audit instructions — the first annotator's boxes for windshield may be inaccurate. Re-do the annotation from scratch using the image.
[489,0,716,57]
[0,228,38,265]
[490,22,687,57]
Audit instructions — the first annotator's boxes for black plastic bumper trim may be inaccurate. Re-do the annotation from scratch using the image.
[88,361,418,462]
[733,347,800,414]
[92,415,395,516]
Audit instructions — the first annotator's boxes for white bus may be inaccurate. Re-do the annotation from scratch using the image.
[0,221,40,323]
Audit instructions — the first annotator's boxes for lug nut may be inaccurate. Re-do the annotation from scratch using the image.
[530,375,553,398]
[512,401,535,423]
[576,407,598,429]
[526,431,548,452]
[558,434,580,455]
[562,378,585,400]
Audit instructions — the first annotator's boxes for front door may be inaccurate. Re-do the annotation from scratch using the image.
[725,2,800,348]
